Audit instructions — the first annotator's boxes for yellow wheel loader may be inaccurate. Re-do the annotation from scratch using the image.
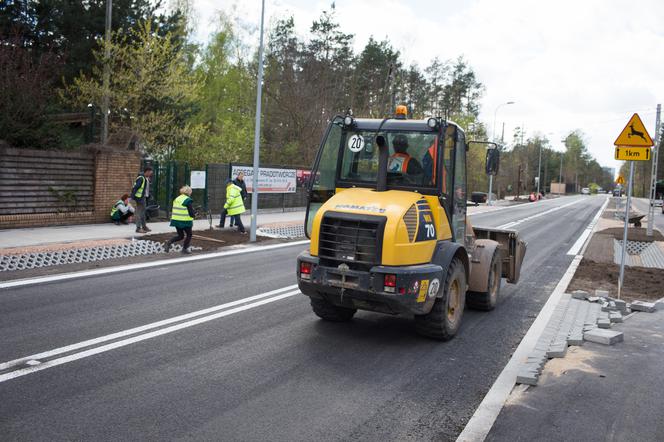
[297,106,527,340]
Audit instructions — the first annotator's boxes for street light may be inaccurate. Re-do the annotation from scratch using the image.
[492,101,515,142]
[489,101,515,205]
[249,0,266,242]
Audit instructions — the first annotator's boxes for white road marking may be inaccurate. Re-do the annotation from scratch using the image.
[457,198,609,442]
[495,198,585,230]
[0,284,298,372]
[567,197,610,255]
[0,289,301,383]
[0,240,310,290]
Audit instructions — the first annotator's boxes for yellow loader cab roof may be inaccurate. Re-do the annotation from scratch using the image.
[350,117,465,136]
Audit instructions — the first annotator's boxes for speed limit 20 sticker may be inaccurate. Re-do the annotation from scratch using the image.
[347,134,365,153]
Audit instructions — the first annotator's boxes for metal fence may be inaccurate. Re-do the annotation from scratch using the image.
[144,160,308,218]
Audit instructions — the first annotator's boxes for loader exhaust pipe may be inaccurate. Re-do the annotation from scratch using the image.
[376,135,388,192]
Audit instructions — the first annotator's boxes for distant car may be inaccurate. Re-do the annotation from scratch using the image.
[581,188,590,195]
[613,189,622,197]
[471,191,496,204]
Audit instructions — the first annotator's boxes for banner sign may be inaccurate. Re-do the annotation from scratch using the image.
[231,166,296,193]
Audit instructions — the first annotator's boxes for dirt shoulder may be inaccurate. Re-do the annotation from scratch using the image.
[569,224,664,303]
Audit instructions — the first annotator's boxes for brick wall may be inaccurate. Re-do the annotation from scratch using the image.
[0,146,141,229]
[91,148,142,223]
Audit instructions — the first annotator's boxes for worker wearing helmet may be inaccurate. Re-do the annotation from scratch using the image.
[388,134,423,176]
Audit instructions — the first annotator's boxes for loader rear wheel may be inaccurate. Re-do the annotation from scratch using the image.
[310,296,356,322]
[467,250,501,311]
[414,258,466,341]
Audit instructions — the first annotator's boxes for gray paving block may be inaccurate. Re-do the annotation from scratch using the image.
[584,329,624,345]
[630,301,656,313]
[595,289,610,298]
[613,299,627,312]
[597,318,612,329]
[516,370,540,386]
[571,290,589,300]
[601,302,611,312]
[609,312,623,323]
[587,296,601,302]
[656,301,664,311]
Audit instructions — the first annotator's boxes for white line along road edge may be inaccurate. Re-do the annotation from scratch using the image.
[0,239,310,290]
[0,286,302,383]
[567,196,610,255]
[456,198,608,442]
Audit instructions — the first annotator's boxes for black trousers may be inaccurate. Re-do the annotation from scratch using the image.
[232,215,245,232]
[169,226,192,249]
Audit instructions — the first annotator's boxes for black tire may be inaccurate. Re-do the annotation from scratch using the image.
[414,258,466,341]
[310,296,356,322]
[467,250,501,311]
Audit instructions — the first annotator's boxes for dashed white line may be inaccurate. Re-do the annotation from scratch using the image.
[496,198,585,230]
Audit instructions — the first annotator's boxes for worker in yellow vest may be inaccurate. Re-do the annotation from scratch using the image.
[164,186,195,254]
[220,179,246,234]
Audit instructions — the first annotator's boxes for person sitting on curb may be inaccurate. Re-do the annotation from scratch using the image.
[219,179,246,234]
[110,194,135,225]
[164,186,195,254]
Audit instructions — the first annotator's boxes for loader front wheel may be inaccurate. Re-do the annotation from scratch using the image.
[467,250,501,311]
[414,258,466,340]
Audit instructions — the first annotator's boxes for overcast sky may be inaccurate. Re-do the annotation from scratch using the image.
[187,0,664,175]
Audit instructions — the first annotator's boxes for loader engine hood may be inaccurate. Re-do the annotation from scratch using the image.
[310,188,449,266]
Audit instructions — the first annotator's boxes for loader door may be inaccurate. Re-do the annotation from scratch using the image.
[451,129,467,242]
[305,117,343,237]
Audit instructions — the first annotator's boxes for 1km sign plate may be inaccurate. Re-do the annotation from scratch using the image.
[615,146,651,161]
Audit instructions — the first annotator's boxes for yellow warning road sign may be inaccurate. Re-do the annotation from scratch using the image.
[616,175,625,185]
[614,113,653,147]
[615,146,651,161]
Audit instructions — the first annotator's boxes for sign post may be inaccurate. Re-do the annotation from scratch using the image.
[614,113,654,298]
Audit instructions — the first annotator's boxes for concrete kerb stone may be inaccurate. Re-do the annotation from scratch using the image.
[630,301,656,313]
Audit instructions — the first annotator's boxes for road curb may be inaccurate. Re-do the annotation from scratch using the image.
[0,239,309,290]
[457,198,609,442]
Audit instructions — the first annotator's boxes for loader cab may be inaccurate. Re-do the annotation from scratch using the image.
[306,114,468,243]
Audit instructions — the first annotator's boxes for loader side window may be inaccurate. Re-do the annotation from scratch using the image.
[306,119,343,237]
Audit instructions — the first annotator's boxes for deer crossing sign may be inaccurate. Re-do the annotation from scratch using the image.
[614,113,654,148]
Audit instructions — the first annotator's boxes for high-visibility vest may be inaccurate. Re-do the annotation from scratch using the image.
[171,194,193,222]
[110,200,123,217]
[134,176,147,198]
[428,140,438,183]
[225,184,245,216]
[388,153,411,173]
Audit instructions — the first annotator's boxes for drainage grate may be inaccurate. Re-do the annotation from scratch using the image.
[616,240,651,255]
[0,240,171,272]
[613,240,664,269]
[257,224,305,239]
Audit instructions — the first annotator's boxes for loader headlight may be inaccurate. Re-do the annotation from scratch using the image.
[343,115,355,127]
[427,117,439,129]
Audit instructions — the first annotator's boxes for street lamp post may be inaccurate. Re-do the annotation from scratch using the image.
[489,101,515,205]
[249,0,266,242]
[536,142,542,198]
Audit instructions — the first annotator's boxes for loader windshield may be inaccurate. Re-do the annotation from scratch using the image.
[339,130,442,191]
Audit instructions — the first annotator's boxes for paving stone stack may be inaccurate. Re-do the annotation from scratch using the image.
[515,289,640,386]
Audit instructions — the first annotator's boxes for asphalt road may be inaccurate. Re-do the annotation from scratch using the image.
[0,195,608,441]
